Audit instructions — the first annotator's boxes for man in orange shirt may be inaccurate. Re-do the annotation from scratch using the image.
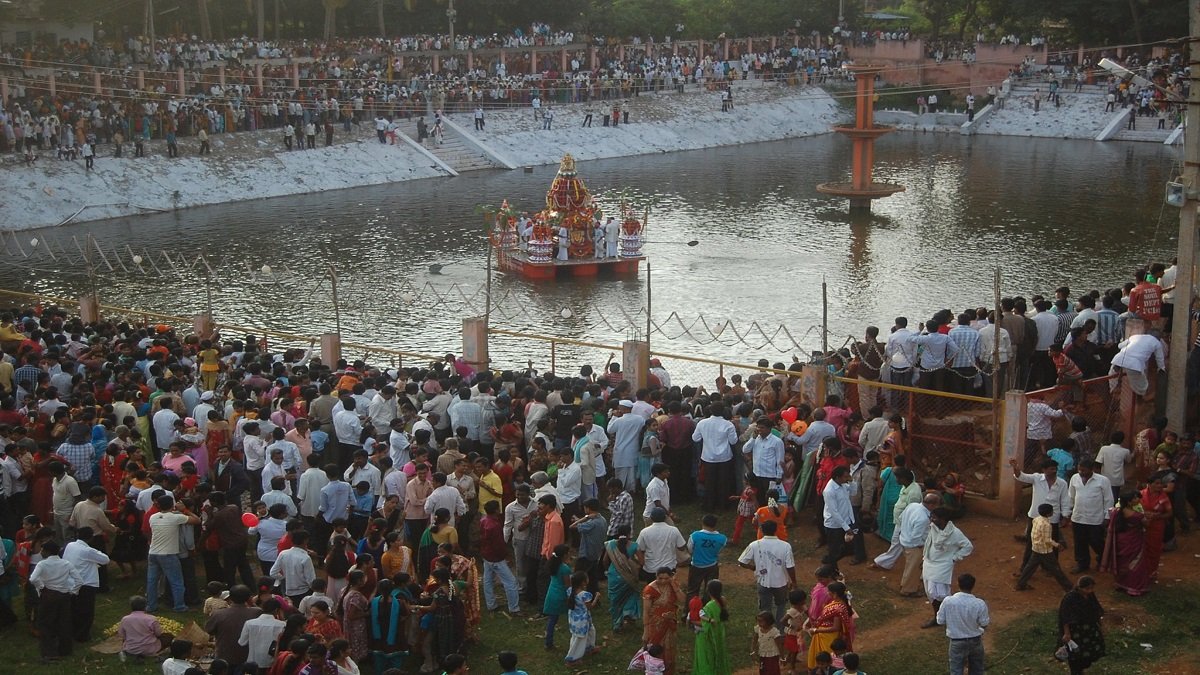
[538,494,564,560]
[1127,267,1163,321]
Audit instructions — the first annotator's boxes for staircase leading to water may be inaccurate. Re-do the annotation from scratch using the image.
[396,120,499,173]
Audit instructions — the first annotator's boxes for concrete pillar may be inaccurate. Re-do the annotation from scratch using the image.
[93,70,102,95]
[499,49,506,69]
[48,71,56,98]
[530,49,537,74]
[771,36,777,50]
[644,43,651,56]
[255,63,264,92]
[462,317,489,374]
[218,64,226,88]
[619,45,625,62]
[291,62,300,89]
[466,50,473,70]
[723,38,730,61]
[320,333,342,366]
[192,313,215,339]
[561,47,568,72]
[78,295,100,324]
[621,340,649,390]
[177,67,185,94]
[0,76,7,102]
[589,45,596,70]
[137,70,145,90]
[800,364,827,409]
[998,390,1028,518]
[672,43,678,56]
[697,40,704,60]
[433,54,440,73]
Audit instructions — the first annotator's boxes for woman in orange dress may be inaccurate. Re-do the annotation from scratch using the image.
[753,489,791,541]
[641,567,684,675]
[204,410,231,475]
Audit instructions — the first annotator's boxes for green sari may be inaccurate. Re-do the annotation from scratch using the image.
[692,598,729,675]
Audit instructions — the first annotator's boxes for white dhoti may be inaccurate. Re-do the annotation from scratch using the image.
[924,580,950,602]
[557,241,569,261]
[1110,365,1149,396]
[873,530,904,569]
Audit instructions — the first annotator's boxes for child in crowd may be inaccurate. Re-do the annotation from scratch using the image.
[687,593,704,633]
[811,651,834,675]
[829,637,848,669]
[203,581,229,616]
[731,478,757,543]
[298,577,332,617]
[1047,439,1077,480]
[1068,417,1093,464]
[161,639,195,675]
[781,589,807,675]
[833,652,865,675]
[639,417,661,488]
[751,611,784,675]
[498,650,528,675]
[628,643,666,674]
[564,571,599,664]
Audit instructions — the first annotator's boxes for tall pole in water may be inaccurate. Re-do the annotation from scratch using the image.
[1167,9,1199,432]
[821,276,829,356]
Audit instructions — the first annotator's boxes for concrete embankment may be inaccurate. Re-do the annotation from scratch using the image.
[0,83,841,231]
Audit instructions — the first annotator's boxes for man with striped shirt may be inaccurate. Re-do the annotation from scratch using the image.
[947,313,981,395]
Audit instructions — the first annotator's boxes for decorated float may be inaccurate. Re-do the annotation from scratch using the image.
[486,154,646,281]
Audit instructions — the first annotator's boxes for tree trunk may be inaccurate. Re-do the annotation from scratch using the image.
[956,0,977,43]
[1126,0,1143,44]
[255,0,264,40]
[273,0,280,40]
[324,4,337,40]
[197,0,212,39]
[377,0,385,37]
[145,0,156,45]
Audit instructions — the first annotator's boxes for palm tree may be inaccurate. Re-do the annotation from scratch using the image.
[322,0,350,39]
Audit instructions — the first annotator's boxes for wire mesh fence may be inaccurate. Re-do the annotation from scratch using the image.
[836,374,1003,497]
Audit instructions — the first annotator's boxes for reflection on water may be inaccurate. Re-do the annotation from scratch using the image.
[0,133,1177,365]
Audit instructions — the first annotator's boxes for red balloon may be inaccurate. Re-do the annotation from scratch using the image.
[241,513,259,528]
[781,407,798,425]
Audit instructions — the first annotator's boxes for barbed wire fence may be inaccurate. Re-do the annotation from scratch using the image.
[0,230,835,361]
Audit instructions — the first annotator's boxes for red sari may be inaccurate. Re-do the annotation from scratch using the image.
[1139,487,1171,580]
[100,452,128,506]
[1101,508,1153,596]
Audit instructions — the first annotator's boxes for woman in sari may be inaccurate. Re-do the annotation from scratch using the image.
[99,431,130,507]
[417,509,456,580]
[337,570,370,663]
[303,600,345,644]
[805,581,856,669]
[875,455,908,541]
[641,566,683,675]
[878,414,906,469]
[1140,468,1174,577]
[418,567,464,671]
[1058,576,1105,674]
[693,579,731,675]
[204,410,230,475]
[601,527,641,631]
[437,542,481,642]
[1101,491,1154,596]
[29,442,64,526]
[368,579,409,673]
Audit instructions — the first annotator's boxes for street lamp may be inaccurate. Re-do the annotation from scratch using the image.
[446,0,457,47]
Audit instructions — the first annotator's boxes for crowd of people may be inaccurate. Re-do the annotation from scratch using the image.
[0,254,1193,674]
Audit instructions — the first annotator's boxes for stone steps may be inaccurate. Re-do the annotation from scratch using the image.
[394,121,498,172]
[1112,126,1175,142]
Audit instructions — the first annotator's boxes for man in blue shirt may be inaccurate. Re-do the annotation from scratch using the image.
[686,514,728,600]
[316,465,351,556]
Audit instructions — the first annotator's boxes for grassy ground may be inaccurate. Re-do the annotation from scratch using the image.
[7,505,1200,674]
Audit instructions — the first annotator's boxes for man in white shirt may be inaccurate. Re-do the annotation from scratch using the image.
[858,406,890,457]
[28,540,81,660]
[1109,333,1166,397]
[936,573,989,674]
[152,399,181,454]
[269,530,316,605]
[1009,456,1071,567]
[1064,460,1112,573]
[822,465,864,571]
[921,507,973,629]
[743,417,785,505]
[883,317,917,408]
[635,507,686,580]
[63,526,110,641]
[424,472,467,526]
[344,450,382,499]
[691,404,739,512]
[555,448,583,526]
[634,461,670,524]
[261,475,298,518]
[607,402,645,492]
[895,494,939,597]
[1094,431,1131,500]
[332,395,365,469]
[387,418,411,469]
[238,597,287,668]
[261,449,294,498]
[736,519,795,624]
[978,316,1012,396]
[369,386,399,435]
[146,495,199,613]
[296,454,329,521]
[504,485,538,593]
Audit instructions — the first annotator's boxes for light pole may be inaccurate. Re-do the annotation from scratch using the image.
[447,0,457,47]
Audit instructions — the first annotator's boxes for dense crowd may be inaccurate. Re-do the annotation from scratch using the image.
[0,254,1194,674]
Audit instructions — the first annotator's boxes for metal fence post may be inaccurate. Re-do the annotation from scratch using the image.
[550,340,556,374]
